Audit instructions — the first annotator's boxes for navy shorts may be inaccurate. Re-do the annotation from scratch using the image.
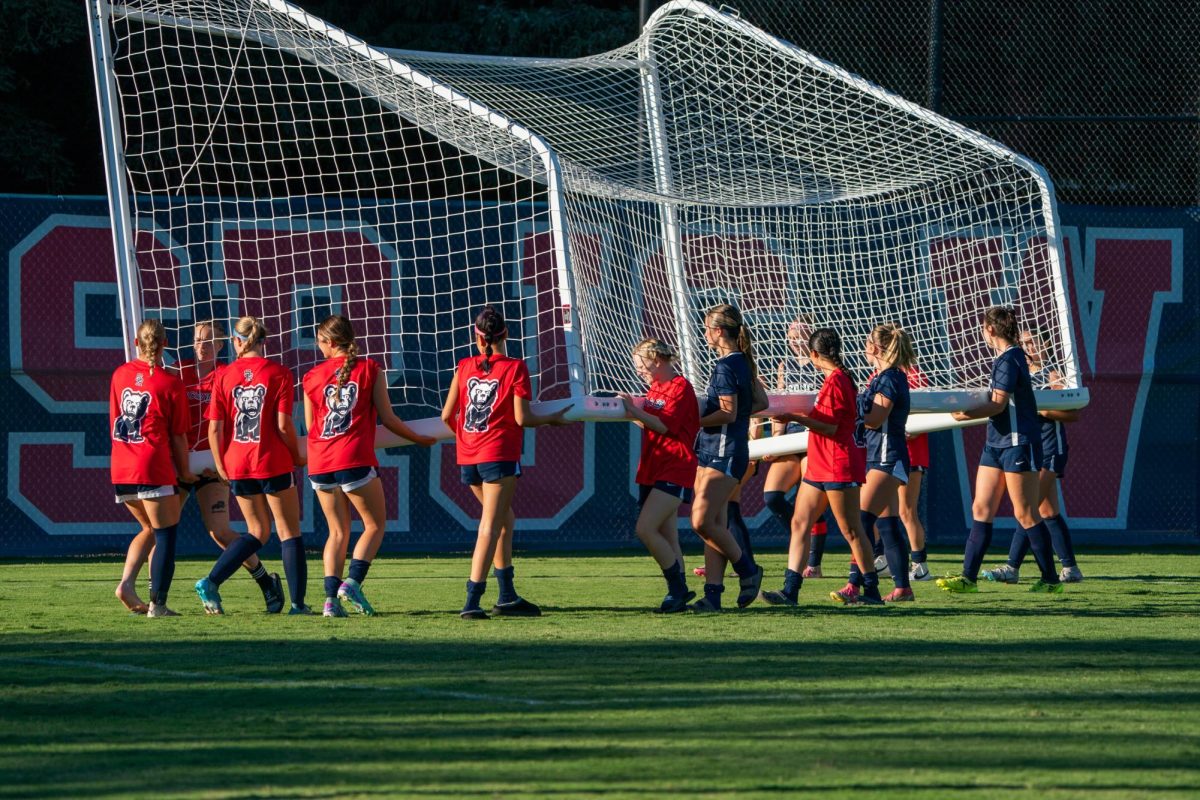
[867,460,909,485]
[802,478,860,492]
[909,465,928,474]
[460,461,522,486]
[1041,452,1068,478]
[638,481,695,507]
[979,443,1043,474]
[179,474,221,494]
[229,472,295,497]
[696,450,750,480]
[309,466,377,492]
[113,484,178,504]
[784,421,806,436]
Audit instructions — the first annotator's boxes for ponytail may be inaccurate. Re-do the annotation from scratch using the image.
[136,319,166,375]
[317,315,359,393]
[809,327,854,391]
[473,304,508,375]
[871,322,915,371]
[704,303,758,383]
[232,315,268,354]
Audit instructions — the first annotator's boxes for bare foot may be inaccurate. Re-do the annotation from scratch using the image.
[116,581,148,614]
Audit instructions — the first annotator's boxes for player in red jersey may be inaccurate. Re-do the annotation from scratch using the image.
[195,316,309,615]
[621,338,699,613]
[110,319,196,617]
[303,315,436,618]
[440,305,571,619]
[761,328,881,605]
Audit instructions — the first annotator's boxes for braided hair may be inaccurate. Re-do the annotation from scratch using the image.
[136,319,166,374]
[808,327,854,390]
[317,314,359,393]
[473,305,507,375]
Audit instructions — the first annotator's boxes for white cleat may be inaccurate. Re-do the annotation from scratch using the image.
[981,564,1020,584]
[1059,565,1084,583]
[909,561,934,581]
[147,603,180,617]
[873,555,890,576]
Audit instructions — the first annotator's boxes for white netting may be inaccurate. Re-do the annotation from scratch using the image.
[96,0,1078,414]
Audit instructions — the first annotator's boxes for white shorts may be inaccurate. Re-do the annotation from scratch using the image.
[113,484,178,503]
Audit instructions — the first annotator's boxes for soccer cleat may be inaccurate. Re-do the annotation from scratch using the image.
[760,590,798,607]
[1060,566,1084,583]
[262,573,285,614]
[492,597,542,617]
[883,587,915,603]
[857,593,885,606]
[801,565,823,579]
[287,604,315,615]
[655,590,695,614]
[981,564,1020,584]
[688,597,721,614]
[323,598,349,618]
[736,565,764,608]
[910,562,933,581]
[1030,579,1065,594]
[460,607,489,620]
[337,578,376,616]
[693,567,706,577]
[873,555,890,576]
[146,602,179,617]
[829,584,861,605]
[936,574,979,593]
[194,577,224,615]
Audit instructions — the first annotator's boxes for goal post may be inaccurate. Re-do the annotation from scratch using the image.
[91,0,1087,466]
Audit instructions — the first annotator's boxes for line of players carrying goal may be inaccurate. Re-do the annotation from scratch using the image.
[108,301,1083,618]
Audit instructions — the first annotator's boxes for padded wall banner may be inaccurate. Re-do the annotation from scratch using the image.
[1,196,1195,556]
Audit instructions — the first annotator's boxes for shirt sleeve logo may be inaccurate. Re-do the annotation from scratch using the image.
[463,377,501,433]
[113,388,151,444]
[232,384,267,443]
[320,381,359,439]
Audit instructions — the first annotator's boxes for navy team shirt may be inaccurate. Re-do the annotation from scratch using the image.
[987,346,1041,449]
[860,366,911,466]
[696,351,753,458]
[1032,363,1069,458]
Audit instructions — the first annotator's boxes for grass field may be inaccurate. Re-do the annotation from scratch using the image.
[2,548,1199,799]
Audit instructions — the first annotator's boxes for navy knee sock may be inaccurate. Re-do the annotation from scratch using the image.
[494,565,518,605]
[911,546,927,564]
[962,520,994,582]
[763,491,794,528]
[703,582,724,610]
[149,525,177,605]
[1046,515,1076,568]
[731,550,757,578]
[781,568,802,601]
[464,579,487,611]
[862,570,881,600]
[324,575,341,600]
[728,501,753,561]
[808,529,827,568]
[348,558,370,585]
[848,560,864,588]
[1007,529,1030,569]
[878,516,910,589]
[1024,522,1060,583]
[209,533,262,586]
[280,537,307,607]
[662,563,688,597]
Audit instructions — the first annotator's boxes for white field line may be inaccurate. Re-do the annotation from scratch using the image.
[4,656,1194,709]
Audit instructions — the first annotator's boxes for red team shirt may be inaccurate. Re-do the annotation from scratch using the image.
[636,375,700,488]
[905,365,930,469]
[109,360,190,486]
[174,359,220,452]
[805,368,866,483]
[453,354,532,465]
[303,356,382,474]
[206,356,296,479]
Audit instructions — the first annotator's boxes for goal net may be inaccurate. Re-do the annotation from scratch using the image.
[89,0,1084,424]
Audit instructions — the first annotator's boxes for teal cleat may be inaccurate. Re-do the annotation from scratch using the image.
[194,577,224,615]
[337,578,375,616]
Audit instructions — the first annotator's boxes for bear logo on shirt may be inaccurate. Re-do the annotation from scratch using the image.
[321,382,359,439]
[463,377,500,433]
[232,384,267,443]
[113,388,151,444]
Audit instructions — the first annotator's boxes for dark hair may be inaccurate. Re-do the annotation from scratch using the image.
[474,305,507,374]
[705,303,759,385]
[808,327,853,388]
[317,315,359,394]
[984,306,1020,345]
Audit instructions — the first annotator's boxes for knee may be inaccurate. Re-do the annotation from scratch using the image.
[971,501,993,521]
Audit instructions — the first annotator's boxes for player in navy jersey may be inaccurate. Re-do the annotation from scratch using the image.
[940,307,1063,594]
[835,323,917,603]
[981,328,1083,584]
[622,338,700,612]
[760,316,835,577]
[688,304,768,612]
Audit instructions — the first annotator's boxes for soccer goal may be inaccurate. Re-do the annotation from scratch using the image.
[88,0,1087,455]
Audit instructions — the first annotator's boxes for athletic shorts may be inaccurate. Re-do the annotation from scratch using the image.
[784,421,806,436]
[309,466,377,493]
[229,472,295,497]
[460,461,522,486]
[178,474,221,494]
[113,484,178,504]
[979,443,1043,474]
[1041,452,1068,478]
[867,460,909,485]
[696,450,749,481]
[638,481,694,507]
[909,465,927,474]
[802,478,860,492]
